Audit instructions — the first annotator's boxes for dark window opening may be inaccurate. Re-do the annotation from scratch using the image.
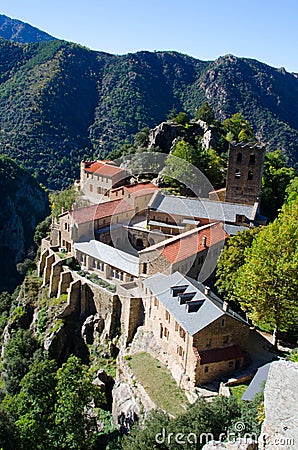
[249,154,256,164]
[248,170,253,180]
[236,152,242,162]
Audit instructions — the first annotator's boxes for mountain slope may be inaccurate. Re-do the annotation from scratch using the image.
[0,39,297,189]
[0,156,49,292]
[0,14,56,43]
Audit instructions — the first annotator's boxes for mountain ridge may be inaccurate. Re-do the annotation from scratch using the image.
[0,14,56,43]
[0,26,297,188]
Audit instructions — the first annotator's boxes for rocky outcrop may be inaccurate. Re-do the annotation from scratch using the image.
[147,120,220,154]
[148,122,181,152]
[81,313,104,345]
[259,360,298,449]
[112,382,140,434]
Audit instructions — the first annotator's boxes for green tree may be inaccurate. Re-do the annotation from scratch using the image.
[122,410,170,450]
[285,176,298,203]
[234,199,298,348]
[261,150,296,220]
[3,329,40,395]
[195,102,215,124]
[16,258,37,276]
[163,140,199,189]
[167,106,178,121]
[215,227,262,303]
[14,359,58,449]
[203,147,225,188]
[0,404,20,450]
[54,355,99,449]
[173,112,189,126]
[50,185,79,220]
[134,127,149,148]
[223,113,255,143]
[33,215,52,246]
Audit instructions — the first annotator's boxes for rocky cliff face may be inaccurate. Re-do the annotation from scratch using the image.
[147,120,221,153]
[259,360,298,449]
[0,156,49,292]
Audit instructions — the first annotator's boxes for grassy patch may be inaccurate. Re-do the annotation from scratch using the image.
[129,352,188,417]
[230,384,249,402]
[90,351,117,379]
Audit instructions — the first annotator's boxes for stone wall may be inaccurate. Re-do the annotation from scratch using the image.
[225,143,265,206]
[193,315,250,352]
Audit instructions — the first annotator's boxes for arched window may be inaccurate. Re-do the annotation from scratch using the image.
[248,170,253,180]
[249,153,256,164]
[235,169,241,179]
[236,152,242,162]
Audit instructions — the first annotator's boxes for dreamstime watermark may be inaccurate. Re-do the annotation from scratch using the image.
[155,421,295,447]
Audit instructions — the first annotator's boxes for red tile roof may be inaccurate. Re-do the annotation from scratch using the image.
[124,182,159,197]
[84,161,126,177]
[161,222,227,264]
[72,198,134,224]
[194,345,244,365]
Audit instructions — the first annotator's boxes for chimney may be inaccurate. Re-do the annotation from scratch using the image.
[202,235,207,247]
[204,286,210,296]
[223,301,228,312]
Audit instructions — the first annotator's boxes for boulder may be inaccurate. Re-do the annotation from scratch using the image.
[259,360,298,449]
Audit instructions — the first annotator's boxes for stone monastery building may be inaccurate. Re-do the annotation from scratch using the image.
[40,143,266,392]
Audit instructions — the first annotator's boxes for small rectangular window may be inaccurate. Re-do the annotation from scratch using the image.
[228,361,234,368]
[204,366,209,373]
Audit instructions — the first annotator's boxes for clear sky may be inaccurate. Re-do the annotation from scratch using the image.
[0,0,297,72]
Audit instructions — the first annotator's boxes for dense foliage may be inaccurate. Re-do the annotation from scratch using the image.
[216,195,298,348]
[0,156,49,292]
[0,40,297,189]
[122,394,263,450]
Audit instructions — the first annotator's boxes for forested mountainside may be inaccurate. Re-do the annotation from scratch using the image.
[0,39,297,189]
[0,14,56,43]
[0,156,49,292]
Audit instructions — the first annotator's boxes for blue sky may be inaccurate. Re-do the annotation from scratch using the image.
[0,0,297,72]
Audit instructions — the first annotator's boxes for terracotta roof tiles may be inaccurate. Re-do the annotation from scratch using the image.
[84,161,126,177]
[161,222,227,264]
[194,344,244,365]
[72,198,134,224]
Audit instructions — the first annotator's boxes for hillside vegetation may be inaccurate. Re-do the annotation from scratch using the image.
[0,40,297,188]
[0,14,56,43]
[0,156,49,292]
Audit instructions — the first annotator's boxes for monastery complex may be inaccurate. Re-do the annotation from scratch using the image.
[39,142,267,393]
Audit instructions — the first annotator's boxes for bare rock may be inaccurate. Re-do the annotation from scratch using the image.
[112,382,140,434]
[259,360,298,449]
[148,122,180,152]
[81,313,103,345]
